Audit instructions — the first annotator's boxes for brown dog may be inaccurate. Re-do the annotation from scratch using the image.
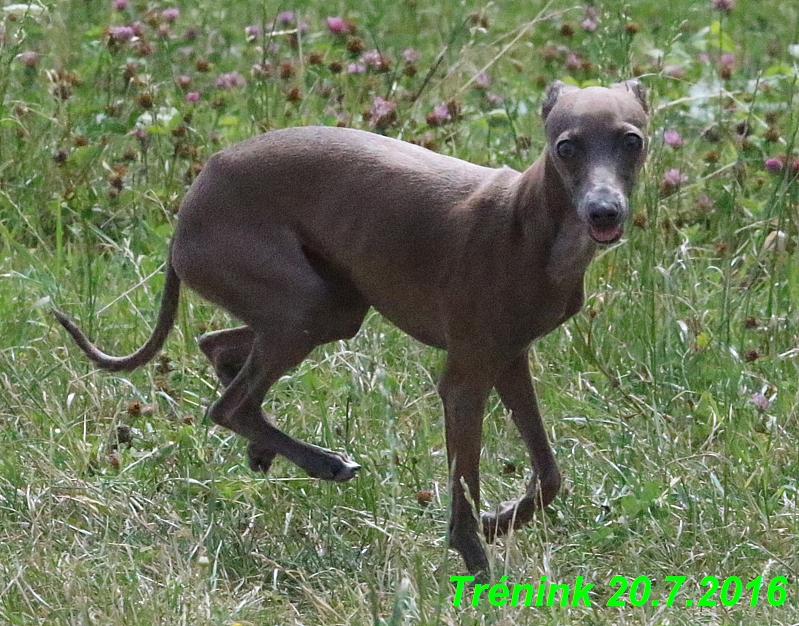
[56,80,648,573]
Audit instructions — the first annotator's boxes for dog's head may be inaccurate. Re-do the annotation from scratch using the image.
[541,80,649,244]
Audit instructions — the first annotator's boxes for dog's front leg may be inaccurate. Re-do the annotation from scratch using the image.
[482,352,562,541]
[438,362,492,573]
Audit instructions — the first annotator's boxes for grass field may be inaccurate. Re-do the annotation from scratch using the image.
[1,0,798,623]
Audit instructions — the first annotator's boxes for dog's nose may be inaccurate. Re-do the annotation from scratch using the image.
[587,201,621,228]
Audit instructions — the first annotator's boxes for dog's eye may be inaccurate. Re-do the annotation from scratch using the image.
[556,139,576,159]
[623,133,643,151]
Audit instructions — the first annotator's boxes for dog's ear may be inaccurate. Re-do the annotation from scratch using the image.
[541,80,579,120]
[611,79,648,114]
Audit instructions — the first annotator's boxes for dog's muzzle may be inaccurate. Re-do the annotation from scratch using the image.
[579,187,628,244]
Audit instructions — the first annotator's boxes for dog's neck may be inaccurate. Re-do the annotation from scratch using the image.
[513,154,598,288]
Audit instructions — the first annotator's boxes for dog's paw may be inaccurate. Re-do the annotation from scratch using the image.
[303,448,361,482]
[481,499,536,542]
[449,528,489,574]
[293,443,361,482]
[481,504,513,542]
[246,442,277,474]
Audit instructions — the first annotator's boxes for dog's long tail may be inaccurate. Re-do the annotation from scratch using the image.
[54,249,181,372]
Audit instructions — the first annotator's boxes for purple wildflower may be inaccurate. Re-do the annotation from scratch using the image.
[251,62,272,78]
[347,62,365,74]
[17,51,39,68]
[109,26,135,42]
[696,193,715,210]
[112,0,128,10]
[713,0,735,11]
[661,168,689,192]
[244,25,262,41]
[581,8,599,32]
[566,51,582,71]
[277,10,295,25]
[426,105,451,127]
[361,49,384,67]
[326,16,350,35]
[185,91,200,102]
[486,92,504,106]
[214,71,247,89]
[371,97,395,116]
[751,392,769,410]
[764,157,784,173]
[161,7,180,22]
[663,64,686,79]
[473,71,491,89]
[175,74,192,90]
[719,53,735,78]
[131,21,145,36]
[664,130,683,148]
[402,47,420,64]
[369,97,397,130]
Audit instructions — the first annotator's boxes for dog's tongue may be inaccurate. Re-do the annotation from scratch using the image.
[590,224,623,243]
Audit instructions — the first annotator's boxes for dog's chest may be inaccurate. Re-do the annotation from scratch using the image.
[545,222,597,289]
[520,226,595,342]
[531,280,585,340]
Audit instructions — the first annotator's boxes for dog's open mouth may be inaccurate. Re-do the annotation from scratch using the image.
[589,224,623,244]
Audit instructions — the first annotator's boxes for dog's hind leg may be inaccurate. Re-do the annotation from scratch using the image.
[193,238,369,479]
[199,326,282,473]
[210,330,364,479]
[199,326,255,387]
[481,352,561,541]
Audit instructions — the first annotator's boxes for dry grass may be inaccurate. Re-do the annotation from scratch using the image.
[1,0,798,623]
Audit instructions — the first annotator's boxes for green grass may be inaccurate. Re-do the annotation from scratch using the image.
[1,0,799,623]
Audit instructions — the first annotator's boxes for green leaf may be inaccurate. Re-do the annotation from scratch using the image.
[618,494,642,516]
[695,390,720,422]
[145,125,170,136]
[708,21,736,53]
[67,146,102,169]
[84,25,105,39]
[640,480,661,504]
[485,109,510,127]
[764,63,796,77]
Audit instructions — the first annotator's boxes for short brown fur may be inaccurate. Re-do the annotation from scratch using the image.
[56,81,649,572]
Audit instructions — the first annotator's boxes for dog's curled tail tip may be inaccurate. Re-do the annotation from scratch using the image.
[52,308,134,372]
[52,308,72,331]
[52,307,81,342]
[53,256,182,373]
